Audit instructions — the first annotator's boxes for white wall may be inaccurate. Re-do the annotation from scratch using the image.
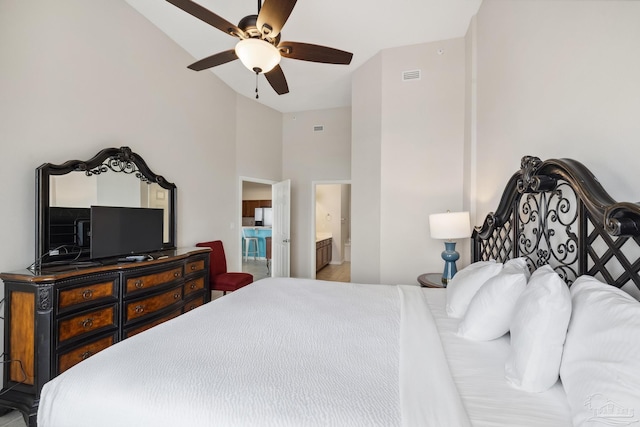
[242,183,273,200]
[234,94,283,267]
[236,94,283,182]
[0,0,244,276]
[352,39,467,285]
[282,107,352,278]
[0,0,288,280]
[351,53,383,284]
[473,0,640,218]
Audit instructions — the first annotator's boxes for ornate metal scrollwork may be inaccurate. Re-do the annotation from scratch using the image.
[38,287,52,311]
[74,146,150,183]
[517,155,558,193]
[517,182,579,284]
[517,156,543,193]
[605,202,640,237]
[474,156,640,291]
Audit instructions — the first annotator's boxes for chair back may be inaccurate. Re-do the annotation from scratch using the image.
[195,240,228,279]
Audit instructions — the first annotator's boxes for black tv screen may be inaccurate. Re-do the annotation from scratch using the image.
[90,206,164,260]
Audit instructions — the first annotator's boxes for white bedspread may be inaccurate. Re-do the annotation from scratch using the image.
[38,278,572,427]
[38,278,470,427]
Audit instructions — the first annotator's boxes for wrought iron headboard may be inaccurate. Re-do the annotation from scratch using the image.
[472,156,640,297]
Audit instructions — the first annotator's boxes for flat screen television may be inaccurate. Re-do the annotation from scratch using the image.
[90,206,164,260]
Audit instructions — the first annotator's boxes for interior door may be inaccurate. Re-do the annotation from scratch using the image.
[272,179,291,277]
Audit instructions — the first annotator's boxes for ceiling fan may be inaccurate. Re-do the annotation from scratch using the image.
[166,0,354,97]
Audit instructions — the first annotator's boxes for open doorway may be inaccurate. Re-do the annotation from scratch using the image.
[313,182,351,282]
[241,179,273,281]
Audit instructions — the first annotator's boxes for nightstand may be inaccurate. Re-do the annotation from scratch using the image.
[417,273,446,288]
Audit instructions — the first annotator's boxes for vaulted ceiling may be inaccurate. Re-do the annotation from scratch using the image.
[125,0,482,113]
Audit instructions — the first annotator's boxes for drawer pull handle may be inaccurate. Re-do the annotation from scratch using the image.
[174,293,181,300]
[134,305,145,314]
[190,265,197,271]
[134,280,144,289]
[188,305,196,311]
[80,350,93,360]
[174,272,180,278]
[80,318,94,329]
[190,282,196,290]
[81,289,94,300]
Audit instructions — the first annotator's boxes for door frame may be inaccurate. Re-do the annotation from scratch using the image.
[311,180,351,278]
[238,176,276,271]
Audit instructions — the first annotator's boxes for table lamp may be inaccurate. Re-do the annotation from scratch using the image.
[429,211,471,286]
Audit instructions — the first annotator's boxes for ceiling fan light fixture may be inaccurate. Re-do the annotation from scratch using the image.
[235,38,281,74]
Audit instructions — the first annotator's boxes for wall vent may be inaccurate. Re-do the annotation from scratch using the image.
[402,69,421,81]
[313,125,324,132]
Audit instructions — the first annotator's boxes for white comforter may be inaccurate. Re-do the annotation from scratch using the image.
[38,278,572,426]
[38,278,467,427]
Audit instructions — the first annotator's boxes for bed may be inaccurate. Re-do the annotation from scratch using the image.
[37,156,640,427]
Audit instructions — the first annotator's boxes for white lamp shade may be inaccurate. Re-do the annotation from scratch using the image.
[429,211,471,240]
[235,38,281,74]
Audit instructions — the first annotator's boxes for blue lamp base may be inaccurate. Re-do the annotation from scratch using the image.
[440,241,460,286]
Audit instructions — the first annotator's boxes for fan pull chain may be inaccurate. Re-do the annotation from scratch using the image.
[255,72,259,99]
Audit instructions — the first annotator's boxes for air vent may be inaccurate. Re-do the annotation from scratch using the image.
[402,69,421,81]
[313,125,324,132]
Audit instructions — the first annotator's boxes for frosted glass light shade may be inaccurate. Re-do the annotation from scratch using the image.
[235,38,281,74]
[429,211,471,240]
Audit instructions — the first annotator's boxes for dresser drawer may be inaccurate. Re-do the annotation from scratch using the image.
[125,266,183,295]
[185,259,205,275]
[184,294,206,312]
[125,287,183,323]
[58,279,117,312]
[58,333,115,374]
[124,308,182,339]
[58,305,117,344]
[184,277,205,296]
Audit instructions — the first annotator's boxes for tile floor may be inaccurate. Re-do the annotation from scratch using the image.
[316,262,351,282]
[241,257,271,281]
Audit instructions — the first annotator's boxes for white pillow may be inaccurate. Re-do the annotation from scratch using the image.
[505,264,571,392]
[560,275,640,427]
[445,260,503,318]
[458,257,528,341]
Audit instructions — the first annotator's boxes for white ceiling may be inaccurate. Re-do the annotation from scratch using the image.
[125,0,482,113]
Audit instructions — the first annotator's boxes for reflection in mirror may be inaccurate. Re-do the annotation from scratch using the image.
[35,146,177,269]
[50,173,170,240]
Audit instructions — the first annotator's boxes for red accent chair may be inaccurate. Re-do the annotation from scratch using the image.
[196,240,253,295]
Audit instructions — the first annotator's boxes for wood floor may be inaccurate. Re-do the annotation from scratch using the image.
[316,262,351,282]
[241,258,351,283]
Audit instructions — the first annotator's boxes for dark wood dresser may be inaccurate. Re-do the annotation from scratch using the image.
[0,247,210,426]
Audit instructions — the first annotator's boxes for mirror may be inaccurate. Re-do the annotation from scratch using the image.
[36,146,176,267]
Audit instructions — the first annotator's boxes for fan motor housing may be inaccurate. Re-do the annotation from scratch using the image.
[238,14,280,45]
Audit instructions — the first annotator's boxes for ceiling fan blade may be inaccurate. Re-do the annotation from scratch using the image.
[256,0,297,39]
[166,0,244,38]
[278,42,353,65]
[264,65,289,95]
[188,49,238,71]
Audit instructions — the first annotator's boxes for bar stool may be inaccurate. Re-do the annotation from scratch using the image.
[242,228,259,261]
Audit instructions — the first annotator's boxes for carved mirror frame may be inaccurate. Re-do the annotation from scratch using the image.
[35,146,177,266]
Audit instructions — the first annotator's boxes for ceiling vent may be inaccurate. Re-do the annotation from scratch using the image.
[313,125,324,132]
[402,69,421,81]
